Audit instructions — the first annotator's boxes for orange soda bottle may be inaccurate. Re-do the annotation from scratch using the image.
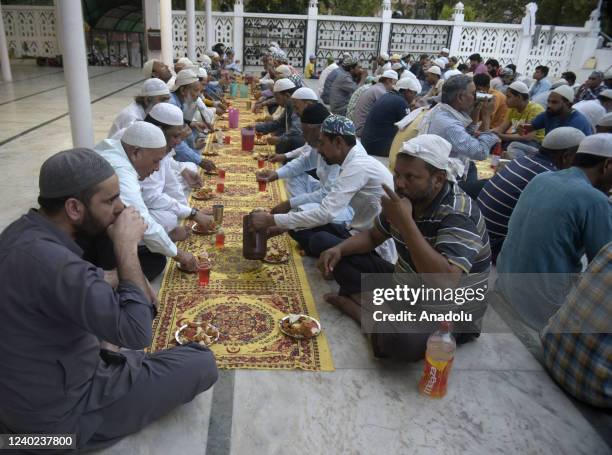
[418,322,456,398]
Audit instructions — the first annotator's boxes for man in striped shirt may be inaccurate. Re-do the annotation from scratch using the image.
[318,135,491,361]
[477,127,586,260]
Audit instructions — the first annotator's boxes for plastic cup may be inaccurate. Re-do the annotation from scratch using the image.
[258,159,265,169]
[218,169,226,179]
[198,262,211,286]
[216,181,225,193]
[215,231,225,249]
[258,179,267,192]
[224,135,231,144]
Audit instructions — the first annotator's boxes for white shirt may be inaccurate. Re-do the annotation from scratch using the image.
[318,63,338,96]
[95,139,178,258]
[274,142,397,262]
[108,101,145,138]
[140,154,192,226]
[284,143,312,160]
[573,99,606,129]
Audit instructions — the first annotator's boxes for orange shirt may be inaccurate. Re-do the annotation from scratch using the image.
[489,88,508,129]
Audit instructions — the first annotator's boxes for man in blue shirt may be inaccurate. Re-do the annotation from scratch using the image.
[477,127,585,260]
[496,133,612,331]
[511,85,593,158]
[361,77,421,163]
[528,65,552,98]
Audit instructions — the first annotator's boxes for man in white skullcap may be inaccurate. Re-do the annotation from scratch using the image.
[597,111,612,133]
[352,69,398,136]
[143,58,173,83]
[573,88,612,130]
[321,53,355,105]
[497,133,612,331]
[375,52,391,76]
[0,147,219,450]
[290,86,319,117]
[140,103,215,239]
[318,134,489,361]
[492,80,545,158]
[108,79,170,137]
[250,78,305,154]
[361,77,420,164]
[95,121,201,278]
[168,69,216,171]
[478,127,586,259]
[419,64,443,104]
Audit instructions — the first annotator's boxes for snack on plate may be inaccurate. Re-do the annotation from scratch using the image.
[279,314,321,339]
[192,187,214,200]
[176,322,220,346]
[177,252,210,272]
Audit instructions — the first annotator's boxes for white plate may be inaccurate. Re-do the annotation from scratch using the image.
[278,314,321,339]
[175,323,220,346]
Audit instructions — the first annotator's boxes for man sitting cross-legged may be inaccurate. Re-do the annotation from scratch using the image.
[318,135,491,361]
[0,149,217,451]
[250,115,396,264]
[255,103,352,227]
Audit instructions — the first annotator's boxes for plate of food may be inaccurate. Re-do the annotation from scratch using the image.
[191,222,218,235]
[263,241,289,264]
[279,314,321,339]
[202,150,219,157]
[175,321,220,346]
[192,187,214,201]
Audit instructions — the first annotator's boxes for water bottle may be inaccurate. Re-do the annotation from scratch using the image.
[418,322,456,398]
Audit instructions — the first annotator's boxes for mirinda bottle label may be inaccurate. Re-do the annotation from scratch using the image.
[418,356,454,398]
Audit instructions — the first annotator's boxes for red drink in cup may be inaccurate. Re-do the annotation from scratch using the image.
[258,179,267,192]
[198,261,211,287]
[224,135,231,144]
[215,230,225,249]
[216,181,225,193]
[258,159,265,169]
[218,169,226,179]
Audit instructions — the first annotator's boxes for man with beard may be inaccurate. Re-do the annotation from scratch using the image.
[329,55,367,116]
[317,135,490,361]
[95,121,200,279]
[143,58,175,89]
[249,115,396,264]
[0,149,218,450]
[497,133,612,331]
[575,70,606,103]
[168,69,216,172]
[108,79,170,137]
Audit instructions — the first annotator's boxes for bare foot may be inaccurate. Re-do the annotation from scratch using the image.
[324,293,361,322]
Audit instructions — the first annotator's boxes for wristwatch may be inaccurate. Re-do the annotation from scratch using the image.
[188,208,198,219]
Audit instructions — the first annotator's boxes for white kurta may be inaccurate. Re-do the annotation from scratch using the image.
[108,101,146,138]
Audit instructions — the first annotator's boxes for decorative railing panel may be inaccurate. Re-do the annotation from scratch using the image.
[456,25,520,66]
[388,23,451,57]
[525,29,581,77]
[316,20,381,69]
[243,16,306,68]
[2,6,57,58]
[172,12,233,61]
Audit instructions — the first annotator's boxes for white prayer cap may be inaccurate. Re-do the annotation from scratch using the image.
[508,81,529,95]
[395,77,421,93]
[177,57,194,66]
[598,89,612,100]
[275,64,292,78]
[381,69,399,80]
[427,65,442,76]
[201,55,212,65]
[598,112,612,127]
[551,79,568,89]
[542,127,585,150]
[433,58,446,69]
[291,87,318,101]
[576,133,612,157]
[121,121,166,149]
[438,56,449,65]
[172,69,198,91]
[149,103,184,126]
[197,67,208,79]
[211,51,220,58]
[391,62,403,70]
[440,48,450,54]
[379,52,389,60]
[140,78,170,97]
[552,84,574,103]
[444,69,462,80]
[273,78,296,93]
[400,70,417,80]
[142,59,159,78]
[398,135,464,182]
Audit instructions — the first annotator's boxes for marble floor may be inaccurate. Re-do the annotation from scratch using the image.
[0,62,610,455]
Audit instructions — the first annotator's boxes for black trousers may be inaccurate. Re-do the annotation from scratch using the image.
[288,223,352,257]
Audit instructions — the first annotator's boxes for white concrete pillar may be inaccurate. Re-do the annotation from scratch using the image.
[205,0,214,51]
[144,0,161,61]
[233,0,244,65]
[186,0,196,61]
[379,0,392,56]
[53,0,63,55]
[57,0,93,148]
[160,0,173,66]
[0,2,12,82]
[305,0,318,68]
[448,2,464,58]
